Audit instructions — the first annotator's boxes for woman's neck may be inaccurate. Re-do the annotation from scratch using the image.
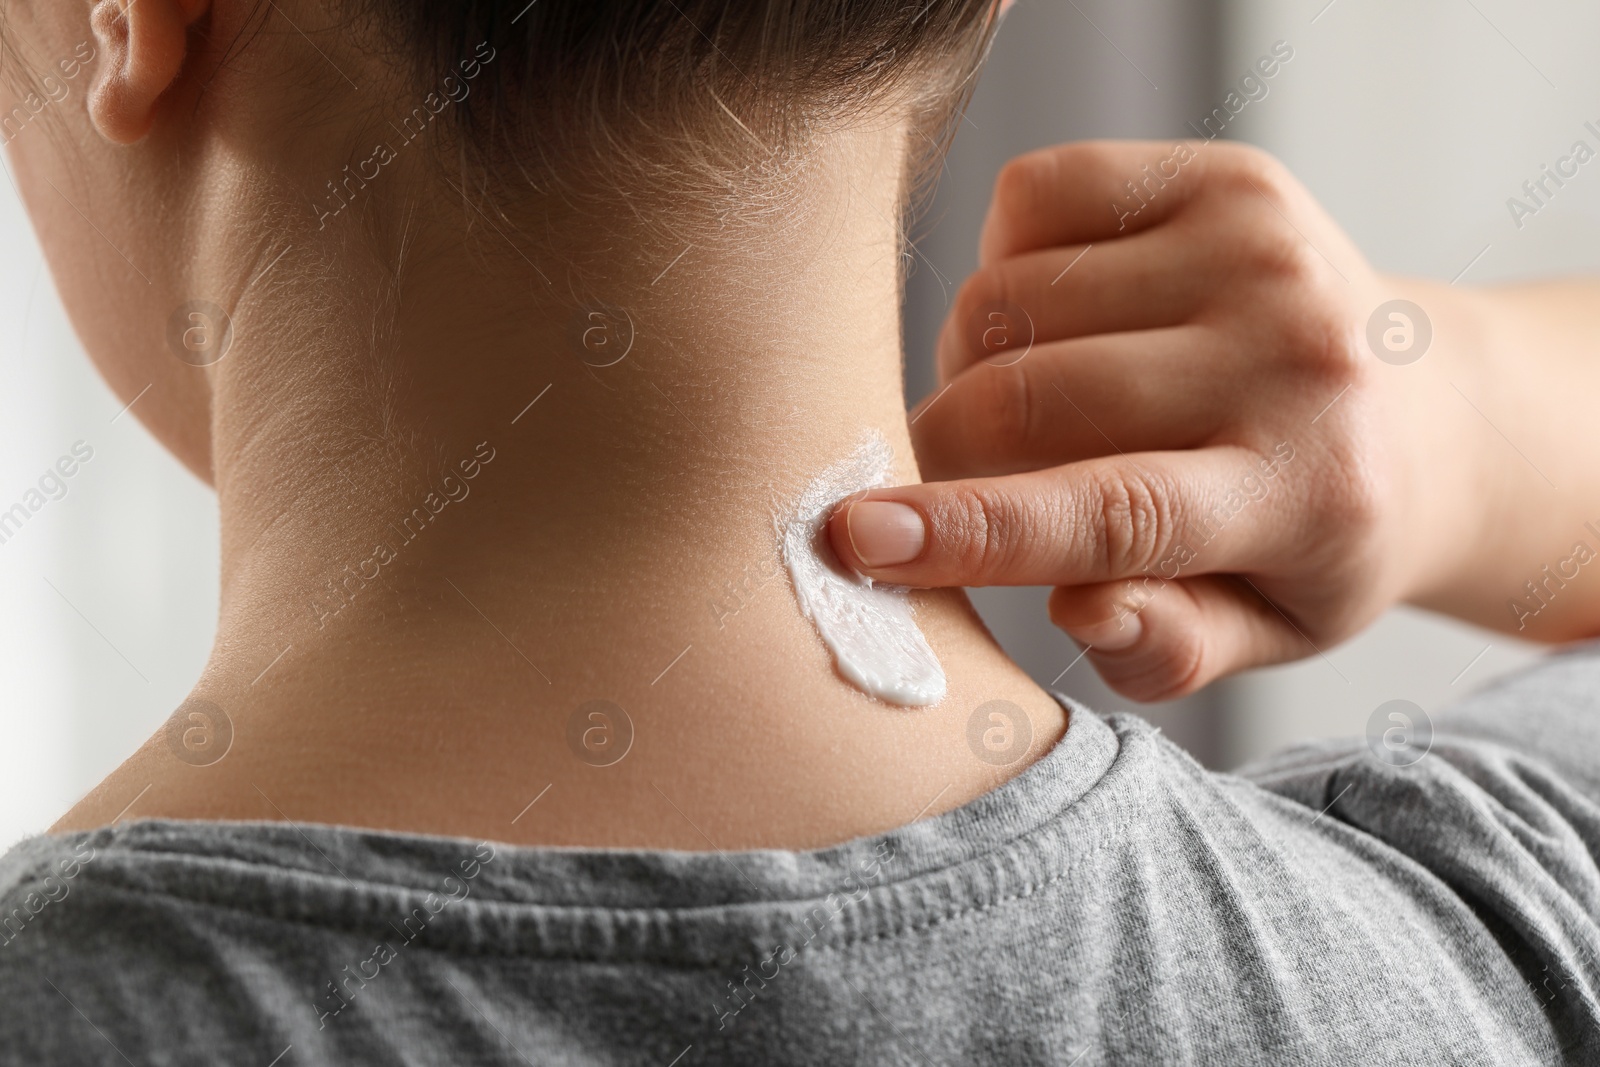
[54,123,1067,849]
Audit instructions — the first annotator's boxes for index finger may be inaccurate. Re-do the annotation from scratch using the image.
[825,447,1296,589]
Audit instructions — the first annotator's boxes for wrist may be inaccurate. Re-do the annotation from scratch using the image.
[1381,276,1501,609]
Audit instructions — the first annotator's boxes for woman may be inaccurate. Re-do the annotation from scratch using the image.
[1,0,1597,1063]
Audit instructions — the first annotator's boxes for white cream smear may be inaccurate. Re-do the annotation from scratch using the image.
[779,431,947,707]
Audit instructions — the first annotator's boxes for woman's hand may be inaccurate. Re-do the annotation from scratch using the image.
[826,140,1529,701]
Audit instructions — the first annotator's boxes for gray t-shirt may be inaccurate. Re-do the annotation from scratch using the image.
[4,650,1600,1066]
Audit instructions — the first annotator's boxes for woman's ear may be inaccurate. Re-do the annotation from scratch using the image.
[87,0,211,145]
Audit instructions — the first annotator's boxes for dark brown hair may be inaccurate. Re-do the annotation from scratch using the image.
[354,0,1002,192]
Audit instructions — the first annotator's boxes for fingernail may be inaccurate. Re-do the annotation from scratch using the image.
[845,500,927,568]
[1066,610,1142,652]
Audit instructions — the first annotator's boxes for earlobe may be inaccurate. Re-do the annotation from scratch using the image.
[87,0,211,145]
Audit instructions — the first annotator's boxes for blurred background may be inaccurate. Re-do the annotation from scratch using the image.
[2,0,1594,846]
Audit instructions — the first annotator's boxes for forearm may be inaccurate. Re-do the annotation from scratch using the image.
[1402,277,1600,641]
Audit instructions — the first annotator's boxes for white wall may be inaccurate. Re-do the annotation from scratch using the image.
[0,166,218,848]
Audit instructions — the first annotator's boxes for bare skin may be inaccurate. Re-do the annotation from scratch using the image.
[8,0,1064,850]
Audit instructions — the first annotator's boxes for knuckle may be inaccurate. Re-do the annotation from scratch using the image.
[1274,232,1325,288]
[1206,151,1322,281]
[953,266,1014,344]
[1216,143,1295,204]
[954,261,998,306]
[1296,309,1366,385]
[1086,464,1175,577]
[1316,439,1386,535]
[934,483,1062,585]
[955,266,1041,372]
[1238,221,1320,286]
[938,483,1030,583]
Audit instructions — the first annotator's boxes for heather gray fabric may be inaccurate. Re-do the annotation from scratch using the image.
[4,650,1600,1065]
